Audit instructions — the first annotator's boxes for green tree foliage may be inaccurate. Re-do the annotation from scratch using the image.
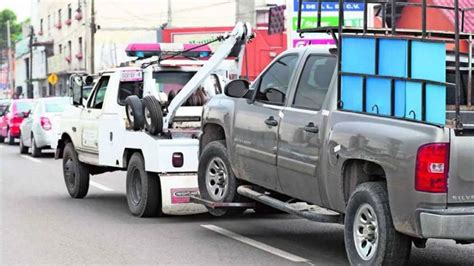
[0,9,23,49]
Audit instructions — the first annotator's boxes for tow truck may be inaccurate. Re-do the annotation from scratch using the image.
[56,22,253,217]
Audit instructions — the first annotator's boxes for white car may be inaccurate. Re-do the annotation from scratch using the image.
[19,97,71,157]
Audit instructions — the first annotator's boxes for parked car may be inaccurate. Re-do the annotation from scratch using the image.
[19,97,71,156]
[0,99,34,145]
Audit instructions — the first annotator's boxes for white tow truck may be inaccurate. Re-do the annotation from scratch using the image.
[56,22,253,217]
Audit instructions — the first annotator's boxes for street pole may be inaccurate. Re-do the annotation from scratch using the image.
[90,0,95,73]
[6,20,12,98]
[28,26,34,99]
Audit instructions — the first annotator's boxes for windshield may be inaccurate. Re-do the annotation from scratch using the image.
[16,101,32,113]
[45,98,70,113]
[152,71,196,94]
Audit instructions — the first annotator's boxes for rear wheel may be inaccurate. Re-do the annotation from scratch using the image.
[126,153,162,217]
[31,134,42,157]
[344,182,411,265]
[63,142,89,198]
[19,133,28,154]
[7,129,14,145]
[198,140,245,217]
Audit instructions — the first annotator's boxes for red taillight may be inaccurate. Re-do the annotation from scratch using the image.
[172,152,183,168]
[415,143,450,193]
[40,117,52,131]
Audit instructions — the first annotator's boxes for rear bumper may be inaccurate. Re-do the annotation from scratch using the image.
[418,207,474,240]
[9,125,20,137]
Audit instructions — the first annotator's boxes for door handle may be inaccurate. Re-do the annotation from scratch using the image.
[264,116,278,127]
[72,127,76,132]
[303,122,319,133]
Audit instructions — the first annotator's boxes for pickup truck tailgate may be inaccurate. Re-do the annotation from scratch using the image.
[448,131,474,203]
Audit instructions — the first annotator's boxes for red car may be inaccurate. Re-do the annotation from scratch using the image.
[0,99,34,145]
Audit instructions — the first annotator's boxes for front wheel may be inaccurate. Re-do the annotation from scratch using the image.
[344,182,411,265]
[198,140,245,217]
[19,133,28,154]
[126,153,161,217]
[63,142,90,198]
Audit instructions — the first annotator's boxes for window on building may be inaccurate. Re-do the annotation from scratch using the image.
[78,37,82,54]
[59,44,62,54]
[68,40,72,57]
[40,19,43,33]
[47,15,50,31]
[77,0,82,11]
[58,9,62,24]
[68,4,72,19]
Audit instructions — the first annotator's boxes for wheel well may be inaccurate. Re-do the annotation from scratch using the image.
[342,159,386,204]
[56,133,72,159]
[122,148,143,168]
[200,123,226,154]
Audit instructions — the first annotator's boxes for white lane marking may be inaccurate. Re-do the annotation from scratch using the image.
[201,224,309,263]
[21,155,41,163]
[90,181,114,192]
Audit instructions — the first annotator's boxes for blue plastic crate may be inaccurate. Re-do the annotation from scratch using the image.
[341,75,363,111]
[342,37,376,75]
[411,41,446,82]
[379,39,408,77]
[366,77,391,115]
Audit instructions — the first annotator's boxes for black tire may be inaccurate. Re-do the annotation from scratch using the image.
[31,134,42,157]
[7,129,14,145]
[125,95,145,131]
[198,140,245,217]
[142,96,163,136]
[168,90,176,104]
[126,153,162,217]
[63,142,89,198]
[344,182,411,266]
[19,133,28,154]
[0,134,4,143]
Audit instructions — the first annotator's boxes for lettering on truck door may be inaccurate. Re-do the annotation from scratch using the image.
[277,54,336,204]
[80,75,110,153]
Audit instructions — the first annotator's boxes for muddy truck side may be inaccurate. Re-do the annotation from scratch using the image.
[197,45,474,264]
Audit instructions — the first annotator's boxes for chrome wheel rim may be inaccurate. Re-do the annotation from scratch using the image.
[353,203,379,261]
[130,168,142,205]
[145,107,151,126]
[205,157,228,201]
[127,106,134,124]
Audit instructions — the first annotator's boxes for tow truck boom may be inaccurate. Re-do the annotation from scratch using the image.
[163,22,253,129]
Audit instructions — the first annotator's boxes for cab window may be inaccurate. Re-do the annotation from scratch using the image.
[255,55,298,105]
[117,81,143,105]
[293,55,336,111]
[88,76,110,109]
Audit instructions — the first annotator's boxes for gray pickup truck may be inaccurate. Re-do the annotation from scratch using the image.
[197,45,474,265]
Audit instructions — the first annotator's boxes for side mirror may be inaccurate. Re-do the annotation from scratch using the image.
[17,112,27,118]
[70,74,84,106]
[224,79,250,98]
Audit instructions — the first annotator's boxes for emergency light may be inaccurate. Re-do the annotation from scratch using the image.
[126,43,212,59]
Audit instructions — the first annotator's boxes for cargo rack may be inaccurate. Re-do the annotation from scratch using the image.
[296,0,473,130]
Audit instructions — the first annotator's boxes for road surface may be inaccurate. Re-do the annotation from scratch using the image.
[1,143,473,265]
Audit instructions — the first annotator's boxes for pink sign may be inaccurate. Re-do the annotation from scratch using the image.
[171,188,199,204]
[293,39,336,47]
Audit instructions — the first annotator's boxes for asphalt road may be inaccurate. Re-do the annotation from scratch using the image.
[1,143,473,265]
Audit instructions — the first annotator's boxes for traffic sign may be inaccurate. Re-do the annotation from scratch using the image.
[48,73,58,85]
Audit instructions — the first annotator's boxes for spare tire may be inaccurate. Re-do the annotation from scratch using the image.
[142,96,163,135]
[125,95,145,131]
[168,90,176,104]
